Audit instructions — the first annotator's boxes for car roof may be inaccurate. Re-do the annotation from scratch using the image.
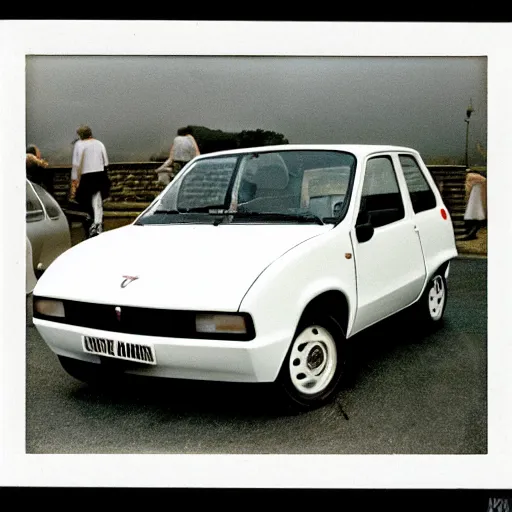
[195,144,420,159]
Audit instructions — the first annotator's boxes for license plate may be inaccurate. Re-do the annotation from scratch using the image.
[82,336,157,365]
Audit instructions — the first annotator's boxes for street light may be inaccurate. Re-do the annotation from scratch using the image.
[465,98,474,168]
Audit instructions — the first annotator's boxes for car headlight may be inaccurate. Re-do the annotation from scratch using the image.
[33,298,65,318]
[195,314,247,334]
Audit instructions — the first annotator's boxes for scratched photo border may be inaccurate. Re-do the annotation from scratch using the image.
[1,20,510,489]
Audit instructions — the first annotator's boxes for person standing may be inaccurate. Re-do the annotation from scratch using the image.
[155,126,200,185]
[26,144,54,195]
[459,170,487,241]
[69,125,110,238]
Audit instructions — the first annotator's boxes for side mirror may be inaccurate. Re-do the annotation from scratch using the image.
[356,222,374,243]
[355,211,374,243]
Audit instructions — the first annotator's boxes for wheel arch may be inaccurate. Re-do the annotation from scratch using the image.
[276,289,350,409]
[295,289,350,339]
[435,258,452,279]
[418,257,454,299]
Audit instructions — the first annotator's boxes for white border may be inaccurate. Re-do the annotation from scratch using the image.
[1,20,511,488]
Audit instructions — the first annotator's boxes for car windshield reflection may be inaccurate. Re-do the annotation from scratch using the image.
[136,149,356,226]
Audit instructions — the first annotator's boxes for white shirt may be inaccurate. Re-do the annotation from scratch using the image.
[71,138,109,180]
[172,135,198,162]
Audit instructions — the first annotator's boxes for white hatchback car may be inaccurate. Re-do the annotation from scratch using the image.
[32,145,457,409]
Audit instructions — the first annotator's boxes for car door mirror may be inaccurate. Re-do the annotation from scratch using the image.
[355,211,374,243]
[356,222,374,243]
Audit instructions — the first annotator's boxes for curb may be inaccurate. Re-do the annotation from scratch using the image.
[455,253,487,260]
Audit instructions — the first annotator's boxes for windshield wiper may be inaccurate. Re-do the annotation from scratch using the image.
[231,211,324,225]
[146,205,232,226]
[154,208,181,214]
[153,205,229,214]
[152,207,325,225]
[179,205,229,213]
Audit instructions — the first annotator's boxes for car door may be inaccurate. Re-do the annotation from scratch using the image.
[396,153,454,275]
[350,153,427,334]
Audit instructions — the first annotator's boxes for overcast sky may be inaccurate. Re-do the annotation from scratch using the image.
[25,55,487,165]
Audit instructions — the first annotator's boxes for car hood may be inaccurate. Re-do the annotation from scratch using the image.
[34,223,331,311]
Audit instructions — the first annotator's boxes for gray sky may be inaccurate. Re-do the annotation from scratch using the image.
[25,55,487,165]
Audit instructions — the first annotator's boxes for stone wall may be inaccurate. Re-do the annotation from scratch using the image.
[46,162,472,234]
[52,163,165,208]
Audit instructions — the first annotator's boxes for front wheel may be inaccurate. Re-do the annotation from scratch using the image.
[277,315,346,411]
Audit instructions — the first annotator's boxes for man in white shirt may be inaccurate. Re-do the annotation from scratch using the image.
[69,125,110,238]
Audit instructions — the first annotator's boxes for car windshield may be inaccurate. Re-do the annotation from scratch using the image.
[136,149,356,225]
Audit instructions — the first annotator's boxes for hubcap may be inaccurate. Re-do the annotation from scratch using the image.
[428,276,445,321]
[307,345,325,370]
[289,325,337,395]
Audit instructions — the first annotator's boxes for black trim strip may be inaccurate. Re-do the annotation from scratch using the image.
[33,296,256,341]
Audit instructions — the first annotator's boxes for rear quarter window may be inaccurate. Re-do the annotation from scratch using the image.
[399,154,437,213]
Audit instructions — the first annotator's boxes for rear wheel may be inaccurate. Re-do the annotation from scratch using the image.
[278,314,346,411]
[418,271,448,329]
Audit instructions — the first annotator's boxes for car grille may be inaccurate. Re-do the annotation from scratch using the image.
[33,297,255,341]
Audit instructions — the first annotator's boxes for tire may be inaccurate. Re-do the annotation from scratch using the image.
[58,355,122,386]
[277,314,346,411]
[418,271,448,329]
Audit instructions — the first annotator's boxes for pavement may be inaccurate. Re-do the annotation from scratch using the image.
[25,258,487,454]
[455,227,487,258]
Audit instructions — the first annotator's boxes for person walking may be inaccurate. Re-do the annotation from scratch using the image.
[155,126,200,185]
[69,125,111,238]
[459,170,487,241]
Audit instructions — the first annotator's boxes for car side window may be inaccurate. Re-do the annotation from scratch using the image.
[26,182,44,223]
[399,154,437,213]
[358,156,405,228]
[32,182,61,220]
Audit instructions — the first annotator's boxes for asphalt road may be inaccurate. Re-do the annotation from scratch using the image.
[25,258,487,454]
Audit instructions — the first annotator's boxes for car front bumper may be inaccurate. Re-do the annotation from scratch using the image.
[34,319,292,383]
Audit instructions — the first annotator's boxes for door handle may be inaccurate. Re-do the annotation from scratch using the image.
[414,225,419,232]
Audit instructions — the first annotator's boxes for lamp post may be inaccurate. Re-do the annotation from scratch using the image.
[465,99,474,168]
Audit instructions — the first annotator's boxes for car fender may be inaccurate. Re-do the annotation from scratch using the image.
[238,226,357,374]
[26,236,38,295]
[417,253,455,298]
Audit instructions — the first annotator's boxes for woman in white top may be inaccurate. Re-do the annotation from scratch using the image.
[459,170,487,241]
[69,125,111,238]
[156,126,200,185]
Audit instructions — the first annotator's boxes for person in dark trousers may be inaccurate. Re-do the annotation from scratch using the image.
[69,125,111,238]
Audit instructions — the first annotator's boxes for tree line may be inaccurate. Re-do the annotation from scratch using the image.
[150,125,289,161]
[149,125,487,168]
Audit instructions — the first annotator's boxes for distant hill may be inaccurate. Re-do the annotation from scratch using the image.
[150,125,289,161]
